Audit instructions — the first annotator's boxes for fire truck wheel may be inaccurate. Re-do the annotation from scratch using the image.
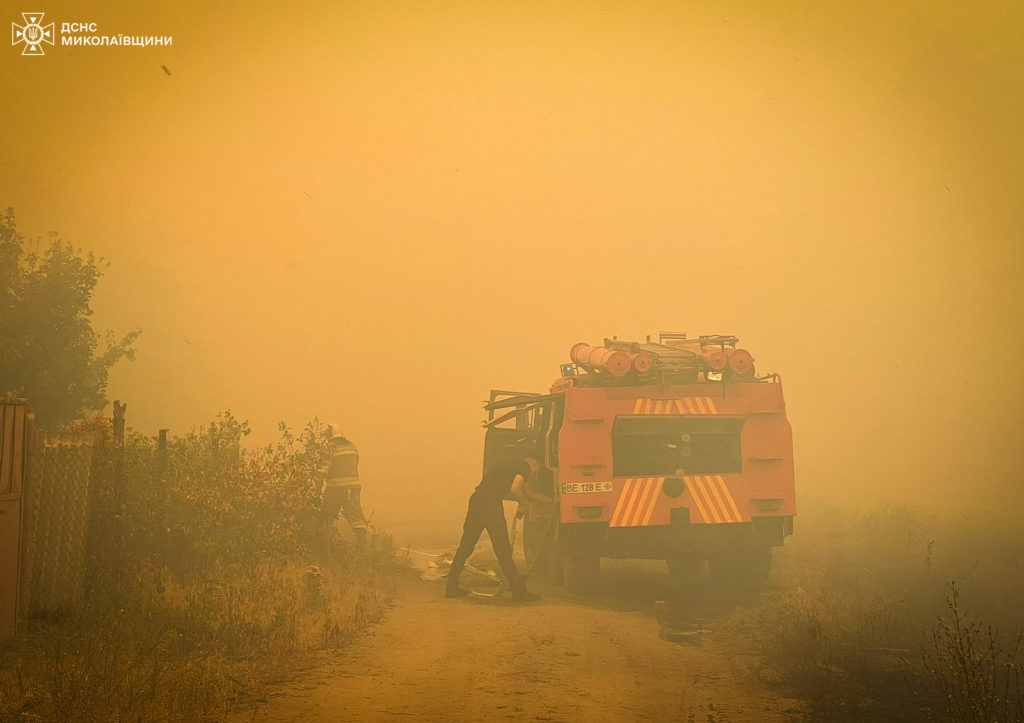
[563,554,600,594]
[666,556,706,582]
[708,545,771,589]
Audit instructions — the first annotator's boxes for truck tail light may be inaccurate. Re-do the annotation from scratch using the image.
[753,498,783,512]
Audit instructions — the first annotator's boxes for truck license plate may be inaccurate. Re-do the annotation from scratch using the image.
[560,481,614,494]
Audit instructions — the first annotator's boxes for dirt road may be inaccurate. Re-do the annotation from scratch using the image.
[240,522,804,722]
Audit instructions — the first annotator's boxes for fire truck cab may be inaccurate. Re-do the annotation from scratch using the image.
[483,332,795,592]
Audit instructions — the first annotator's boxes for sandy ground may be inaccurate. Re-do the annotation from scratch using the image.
[235,515,805,722]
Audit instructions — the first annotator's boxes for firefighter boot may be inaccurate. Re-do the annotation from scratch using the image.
[445,583,468,598]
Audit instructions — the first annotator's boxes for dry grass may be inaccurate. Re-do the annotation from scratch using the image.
[758,499,1024,721]
[0,539,399,722]
[920,582,1024,723]
[0,414,405,722]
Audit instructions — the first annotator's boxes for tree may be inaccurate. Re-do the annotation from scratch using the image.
[0,208,140,429]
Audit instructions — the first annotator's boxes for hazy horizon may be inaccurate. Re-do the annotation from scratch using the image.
[3,0,1022,529]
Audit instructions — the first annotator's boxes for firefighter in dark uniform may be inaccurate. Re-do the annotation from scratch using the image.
[446,456,541,601]
[321,424,367,546]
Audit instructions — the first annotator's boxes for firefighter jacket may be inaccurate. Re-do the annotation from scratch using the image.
[322,438,360,489]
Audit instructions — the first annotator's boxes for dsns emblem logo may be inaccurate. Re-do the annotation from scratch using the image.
[12,12,54,55]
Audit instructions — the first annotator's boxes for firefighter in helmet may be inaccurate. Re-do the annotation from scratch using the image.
[321,423,368,546]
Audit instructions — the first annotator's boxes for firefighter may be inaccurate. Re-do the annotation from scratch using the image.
[445,456,542,601]
[321,424,368,546]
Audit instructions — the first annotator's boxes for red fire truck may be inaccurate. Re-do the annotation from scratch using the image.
[483,332,795,592]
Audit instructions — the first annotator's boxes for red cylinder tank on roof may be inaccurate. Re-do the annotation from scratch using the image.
[629,351,653,373]
[681,341,753,375]
[726,348,755,375]
[699,347,728,372]
[669,338,728,372]
[570,343,631,376]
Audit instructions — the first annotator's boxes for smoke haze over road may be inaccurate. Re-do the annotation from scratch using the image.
[3,0,1022,529]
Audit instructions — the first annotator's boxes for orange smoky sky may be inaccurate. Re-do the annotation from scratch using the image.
[2,1,1022,527]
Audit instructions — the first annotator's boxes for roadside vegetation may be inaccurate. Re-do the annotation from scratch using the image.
[758,499,1024,721]
[0,208,138,428]
[0,414,404,722]
[0,211,403,720]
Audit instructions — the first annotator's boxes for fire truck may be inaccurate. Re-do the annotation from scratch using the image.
[483,332,795,592]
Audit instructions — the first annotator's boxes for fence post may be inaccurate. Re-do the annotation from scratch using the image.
[156,429,170,566]
[157,429,168,475]
[0,399,34,641]
[17,408,34,635]
[112,401,126,499]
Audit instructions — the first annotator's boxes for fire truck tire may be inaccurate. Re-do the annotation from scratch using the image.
[666,556,705,582]
[708,544,771,589]
[563,554,600,594]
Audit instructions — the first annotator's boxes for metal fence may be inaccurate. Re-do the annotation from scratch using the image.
[28,433,95,616]
[1,399,101,639]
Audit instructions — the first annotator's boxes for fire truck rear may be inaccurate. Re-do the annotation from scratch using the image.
[483,332,795,592]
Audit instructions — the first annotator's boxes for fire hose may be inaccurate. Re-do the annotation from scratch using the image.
[407,505,559,598]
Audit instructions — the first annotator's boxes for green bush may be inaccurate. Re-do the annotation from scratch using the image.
[0,413,399,721]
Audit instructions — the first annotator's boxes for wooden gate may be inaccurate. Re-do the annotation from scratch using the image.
[0,398,34,642]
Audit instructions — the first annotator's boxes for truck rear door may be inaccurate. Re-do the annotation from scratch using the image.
[482,390,561,474]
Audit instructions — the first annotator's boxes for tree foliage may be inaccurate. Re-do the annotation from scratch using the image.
[162,414,328,571]
[0,207,139,428]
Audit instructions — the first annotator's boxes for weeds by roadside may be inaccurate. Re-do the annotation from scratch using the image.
[917,581,1024,723]
[0,414,404,722]
[0,553,394,721]
[758,500,1024,721]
